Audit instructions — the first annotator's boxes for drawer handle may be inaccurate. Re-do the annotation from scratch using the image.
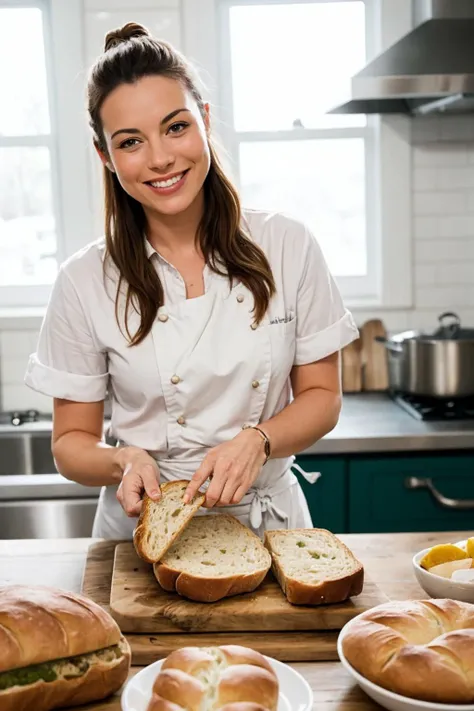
[405,476,474,510]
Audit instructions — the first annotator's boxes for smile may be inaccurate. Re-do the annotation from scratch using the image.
[145,169,189,194]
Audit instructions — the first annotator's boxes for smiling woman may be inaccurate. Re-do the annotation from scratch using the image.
[25,21,358,541]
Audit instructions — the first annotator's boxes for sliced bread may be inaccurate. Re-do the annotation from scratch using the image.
[153,514,272,602]
[133,480,205,564]
[264,528,364,605]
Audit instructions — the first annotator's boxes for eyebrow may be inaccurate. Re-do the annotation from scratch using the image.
[110,108,191,140]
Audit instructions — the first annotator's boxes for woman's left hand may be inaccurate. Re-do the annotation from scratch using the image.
[183,428,267,507]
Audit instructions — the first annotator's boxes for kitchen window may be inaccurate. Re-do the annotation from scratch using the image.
[217,0,412,307]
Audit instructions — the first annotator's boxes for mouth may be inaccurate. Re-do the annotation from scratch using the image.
[145,169,189,195]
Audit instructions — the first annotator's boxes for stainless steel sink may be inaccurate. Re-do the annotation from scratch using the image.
[0,432,55,475]
[0,430,100,538]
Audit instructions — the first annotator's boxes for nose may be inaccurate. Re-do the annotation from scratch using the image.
[147,137,174,172]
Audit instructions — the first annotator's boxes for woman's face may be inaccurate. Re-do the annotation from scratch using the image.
[99,75,211,218]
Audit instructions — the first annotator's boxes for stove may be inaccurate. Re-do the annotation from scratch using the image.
[392,393,474,421]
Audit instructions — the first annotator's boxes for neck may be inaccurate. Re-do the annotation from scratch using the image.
[145,190,204,256]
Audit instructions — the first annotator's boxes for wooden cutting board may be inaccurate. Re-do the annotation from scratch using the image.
[109,542,387,635]
[81,541,346,663]
[360,319,389,391]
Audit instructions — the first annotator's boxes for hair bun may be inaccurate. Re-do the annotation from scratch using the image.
[104,22,150,51]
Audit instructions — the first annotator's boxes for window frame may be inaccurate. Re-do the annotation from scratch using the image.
[214,0,412,309]
[0,0,93,309]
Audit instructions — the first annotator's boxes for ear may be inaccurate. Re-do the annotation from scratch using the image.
[94,143,115,172]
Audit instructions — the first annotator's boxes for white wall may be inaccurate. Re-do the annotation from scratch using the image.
[1,2,474,413]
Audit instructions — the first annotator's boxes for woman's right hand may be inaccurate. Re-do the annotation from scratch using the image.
[115,446,161,517]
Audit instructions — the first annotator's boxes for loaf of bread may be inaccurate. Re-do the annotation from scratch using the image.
[146,645,279,711]
[264,528,364,605]
[134,480,205,563]
[341,598,474,703]
[154,514,272,602]
[0,585,131,711]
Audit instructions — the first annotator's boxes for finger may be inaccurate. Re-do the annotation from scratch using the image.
[231,483,249,505]
[140,463,161,501]
[205,474,227,508]
[217,470,241,506]
[184,457,214,504]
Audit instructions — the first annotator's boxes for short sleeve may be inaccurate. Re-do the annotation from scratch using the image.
[24,267,109,401]
[294,225,359,365]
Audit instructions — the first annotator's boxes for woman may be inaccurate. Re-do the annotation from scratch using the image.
[25,22,358,539]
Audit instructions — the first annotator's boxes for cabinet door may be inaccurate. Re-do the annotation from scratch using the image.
[293,456,347,533]
[349,454,474,533]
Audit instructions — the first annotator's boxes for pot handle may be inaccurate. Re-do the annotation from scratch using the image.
[437,311,461,337]
[405,476,474,510]
[375,336,404,354]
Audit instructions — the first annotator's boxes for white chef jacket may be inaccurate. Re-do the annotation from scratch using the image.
[25,209,358,538]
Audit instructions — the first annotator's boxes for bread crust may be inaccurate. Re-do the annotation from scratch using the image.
[342,598,474,703]
[133,481,205,564]
[147,645,278,711]
[0,585,124,671]
[153,516,271,603]
[0,639,131,711]
[264,529,364,605]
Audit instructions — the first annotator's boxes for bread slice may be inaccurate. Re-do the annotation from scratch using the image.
[133,480,205,564]
[264,528,364,605]
[153,514,272,602]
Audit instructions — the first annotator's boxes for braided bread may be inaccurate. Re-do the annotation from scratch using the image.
[146,646,279,711]
[341,598,474,703]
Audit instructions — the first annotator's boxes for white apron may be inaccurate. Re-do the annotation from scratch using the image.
[92,267,313,539]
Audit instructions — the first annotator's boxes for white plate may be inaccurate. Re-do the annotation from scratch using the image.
[121,655,313,711]
[337,615,474,711]
[412,539,474,603]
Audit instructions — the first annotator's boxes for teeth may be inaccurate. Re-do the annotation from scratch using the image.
[150,173,184,188]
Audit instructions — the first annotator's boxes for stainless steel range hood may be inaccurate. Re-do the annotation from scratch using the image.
[329,0,474,116]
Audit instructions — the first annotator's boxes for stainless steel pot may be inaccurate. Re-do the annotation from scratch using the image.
[377,312,474,398]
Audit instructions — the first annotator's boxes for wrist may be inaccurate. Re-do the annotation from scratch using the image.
[242,425,271,464]
[113,445,138,476]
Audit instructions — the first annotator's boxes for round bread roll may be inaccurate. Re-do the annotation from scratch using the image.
[146,645,279,711]
[0,585,131,711]
[342,598,474,704]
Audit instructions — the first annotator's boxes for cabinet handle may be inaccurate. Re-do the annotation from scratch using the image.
[405,476,474,510]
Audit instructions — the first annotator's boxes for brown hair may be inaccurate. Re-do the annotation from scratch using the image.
[87,22,275,345]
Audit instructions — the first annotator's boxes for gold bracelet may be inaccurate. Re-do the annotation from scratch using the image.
[242,424,271,465]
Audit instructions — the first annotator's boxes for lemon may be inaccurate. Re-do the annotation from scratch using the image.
[465,538,474,559]
[419,543,468,570]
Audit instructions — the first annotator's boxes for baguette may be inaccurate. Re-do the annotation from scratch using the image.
[0,585,131,711]
[134,480,205,563]
[341,598,474,703]
[154,514,271,602]
[264,528,364,605]
[146,645,278,711]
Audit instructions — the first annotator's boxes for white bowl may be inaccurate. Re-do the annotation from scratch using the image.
[412,539,474,603]
[121,654,313,711]
[337,615,474,711]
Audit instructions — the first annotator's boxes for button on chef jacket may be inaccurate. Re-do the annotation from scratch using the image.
[25,210,359,538]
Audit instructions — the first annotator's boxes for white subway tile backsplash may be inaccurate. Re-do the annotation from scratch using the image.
[437,167,474,190]
[1,357,29,386]
[415,264,437,286]
[413,216,439,240]
[413,144,469,168]
[413,191,467,216]
[437,216,474,238]
[415,286,470,309]
[2,384,53,413]
[436,263,474,285]
[0,332,33,359]
[415,239,474,263]
[413,168,437,191]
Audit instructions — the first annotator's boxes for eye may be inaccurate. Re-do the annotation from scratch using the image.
[167,121,189,135]
[118,138,140,149]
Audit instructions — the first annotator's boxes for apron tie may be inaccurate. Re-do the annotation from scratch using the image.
[249,487,289,529]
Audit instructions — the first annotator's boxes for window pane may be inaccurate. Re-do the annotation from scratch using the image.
[0,147,57,286]
[229,2,366,131]
[0,8,50,135]
[239,139,366,276]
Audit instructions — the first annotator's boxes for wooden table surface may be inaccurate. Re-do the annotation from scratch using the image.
[1,530,473,710]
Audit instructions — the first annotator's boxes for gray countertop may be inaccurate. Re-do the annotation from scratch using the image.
[0,394,473,457]
[302,393,474,455]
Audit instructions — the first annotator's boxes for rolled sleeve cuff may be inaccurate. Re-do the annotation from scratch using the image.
[294,310,359,365]
[24,354,108,402]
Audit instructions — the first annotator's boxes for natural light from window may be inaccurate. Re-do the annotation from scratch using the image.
[228,1,368,277]
[0,7,57,287]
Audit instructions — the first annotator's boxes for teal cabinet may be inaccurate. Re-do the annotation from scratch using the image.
[349,454,474,533]
[293,456,347,533]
